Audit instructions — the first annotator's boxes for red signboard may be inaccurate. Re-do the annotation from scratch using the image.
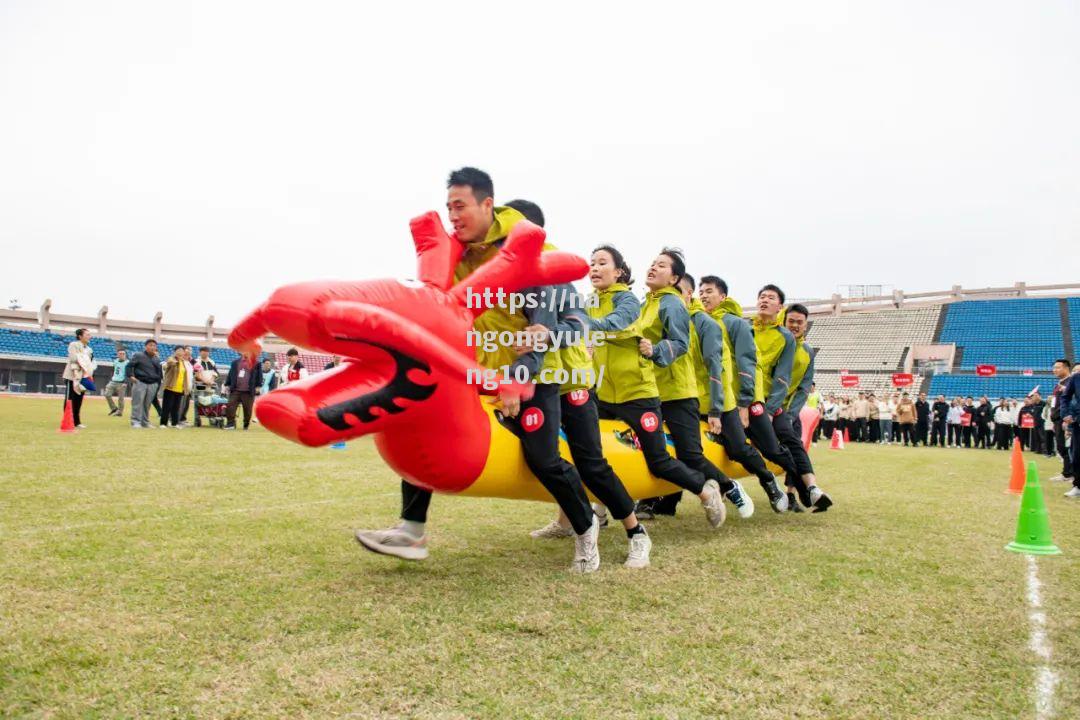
[976,365,997,377]
[960,412,972,427]
[892,373,914,387]
[1020,415,1035,429]
[1023,369,1034,377]
[840,375,860,388]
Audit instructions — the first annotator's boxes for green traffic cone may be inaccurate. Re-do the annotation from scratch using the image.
[1005,461,1061,556]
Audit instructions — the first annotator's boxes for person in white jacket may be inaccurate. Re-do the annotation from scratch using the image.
[993,398,1013,450]
[61,328,95,428]
[278,348,309,388]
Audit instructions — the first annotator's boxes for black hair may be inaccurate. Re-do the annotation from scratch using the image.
[199,346,210,352]
[700,275,729,295]
[116,346,126,353]
[758,284,786,304]
[286,348,299,357]
[504,199,545,228]
[786,303,809,318]
[144,338,157,346]
[1054,358,1071,367]
[681,273,696,291]
[659,247,687,286]
[447,167,493,203]
[75,328,87,339]
[592,244,634,285]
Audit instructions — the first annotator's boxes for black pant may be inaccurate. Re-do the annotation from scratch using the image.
[560,389,635,519]
[1045,429,1055,456]
[64,380,83,425]
[597,397,706,494]
[152,396,163,419]
[962,425,973,448]
[647,398,736,514]
[745,405,800,478]
[226,390,255,428]
[773,410,814,476]
[161,389,184,426]
[930,419,947,446]
[717,408,775,487]
[1053,420,1073,478]
[855,418,867,442]
[502,383,594,534]
[822,419,836,441]
[915,420,929,446]
[947,424,960,446]
[994,424,1012,450]
[1070,420,1080,489]
[812,417,822,443]
[899,422,914,445]
[401,479,433,523]
[974,421,990,448]
[868,418,880,443]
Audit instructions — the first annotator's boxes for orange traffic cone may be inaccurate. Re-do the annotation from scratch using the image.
[1005,438,1024,494]
[843,427,850,444]
[59,399,77,433]
[829,429,845,450]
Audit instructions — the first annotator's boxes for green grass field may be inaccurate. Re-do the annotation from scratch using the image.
[2,396,1079,719]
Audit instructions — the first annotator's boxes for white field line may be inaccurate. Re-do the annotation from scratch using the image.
[8,493,400,536]
[1026,555,1058,720]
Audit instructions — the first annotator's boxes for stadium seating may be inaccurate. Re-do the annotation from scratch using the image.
[809,307,940,373]
[0,327,334,371]
[1068,297,1080,360]
[927,374,1060,399]
[939,299,1064,371]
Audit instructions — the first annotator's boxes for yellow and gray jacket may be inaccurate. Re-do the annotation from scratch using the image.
[752,313,796,415]
[638,287,697,402]
[548,283,594,395]
[454,206,560,383]
[587,284,658,403]
[785,339,816,416]
[708,298,756,409]
[687,298,727,418]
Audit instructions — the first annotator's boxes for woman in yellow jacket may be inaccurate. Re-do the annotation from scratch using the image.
[587,246,727,529]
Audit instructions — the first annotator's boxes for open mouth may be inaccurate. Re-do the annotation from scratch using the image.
[315,338,436,430]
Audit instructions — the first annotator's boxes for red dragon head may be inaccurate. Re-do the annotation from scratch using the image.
[228,212,588,450]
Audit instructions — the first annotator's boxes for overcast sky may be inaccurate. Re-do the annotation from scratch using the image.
[1,0,1078,327]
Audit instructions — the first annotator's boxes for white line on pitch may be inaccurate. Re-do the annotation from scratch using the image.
[1026,555,1058,720]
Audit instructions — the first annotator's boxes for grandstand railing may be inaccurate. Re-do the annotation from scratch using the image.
[3,281,1078,344]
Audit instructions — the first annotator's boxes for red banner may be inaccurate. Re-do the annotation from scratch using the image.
[1022,369,1034,377]
[960,412,972,427]
[1021,415,1035,429]
[892,373,914,387]
[840,375,860,388]
[976,365,997,377]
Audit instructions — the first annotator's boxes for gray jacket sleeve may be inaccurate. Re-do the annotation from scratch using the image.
[766,327,796,414]
[651,294,690,368]
[787,345,815,416]
[724,315,757,407]
[692,313,725,417]
[590,290,640,334]
[508,285,555,382]
[550,284,590,344]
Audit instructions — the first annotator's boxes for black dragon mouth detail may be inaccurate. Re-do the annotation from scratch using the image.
[316,338,436,430]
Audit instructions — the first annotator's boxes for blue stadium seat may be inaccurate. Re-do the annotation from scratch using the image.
[939,300,1065,371]
[927,374,1059,399]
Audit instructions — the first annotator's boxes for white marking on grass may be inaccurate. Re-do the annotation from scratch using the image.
[10,493,401,536]
[1026,555,1058,720]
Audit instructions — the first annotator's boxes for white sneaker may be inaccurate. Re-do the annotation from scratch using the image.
[76,424,87,429]
[624,531,652,569]
[1047,474,1065,482]
[530,520,574,539]
[700,479,727,528]
[1065,487,1080,498]
[724,480,755,519]
[571,516,600,573]
[592,503,609,528]
[354,525,429,560]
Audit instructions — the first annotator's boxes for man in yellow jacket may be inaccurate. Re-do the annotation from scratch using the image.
[774,303,833,512]
[355,168,601,571]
